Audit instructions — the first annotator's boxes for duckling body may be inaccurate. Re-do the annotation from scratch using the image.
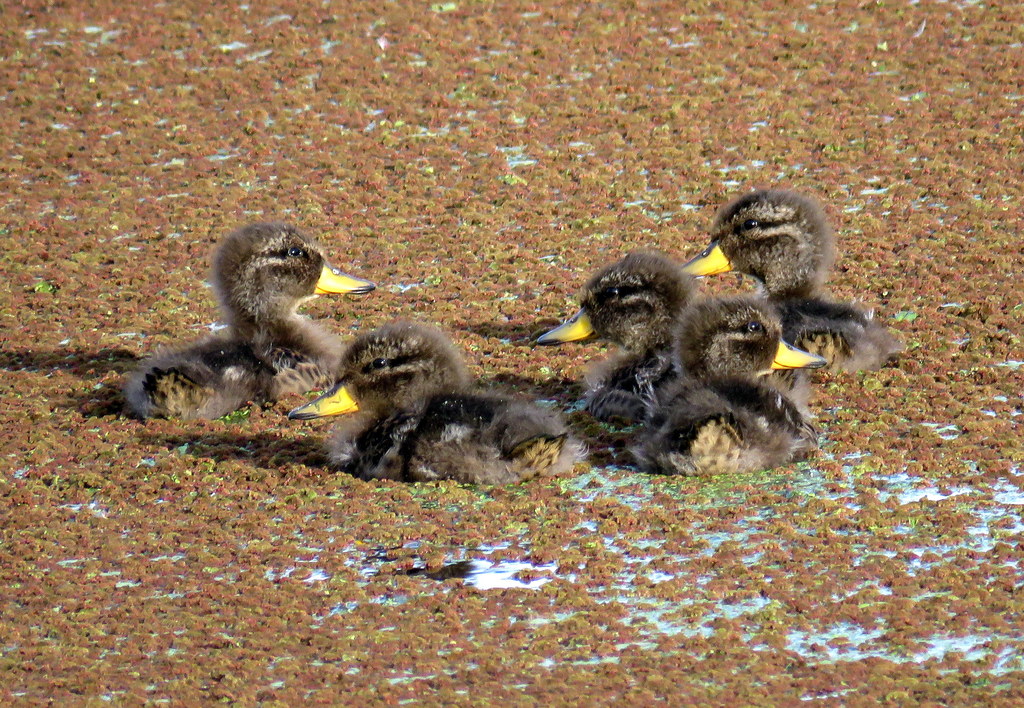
[290,321,582,484]
[635,296,825,476]
[125,222,374,419]
[682,189,902,373]
[537,251,695,422]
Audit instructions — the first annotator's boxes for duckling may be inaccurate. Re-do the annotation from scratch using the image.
[124,221,375,419]
[634,296,826,476]
[536,251,696,422]
[682,189,902,372]
[288,321,583,484]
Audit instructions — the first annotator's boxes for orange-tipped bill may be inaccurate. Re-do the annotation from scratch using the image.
[771,340,828,370]
[681,242,733,277]
[536,309,595,345]
[315,265,376,295]
[288,383,359,419]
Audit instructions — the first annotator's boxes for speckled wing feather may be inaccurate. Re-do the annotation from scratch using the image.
[585,350,676,423]
[507,433,569,479]
[141,368,216,419]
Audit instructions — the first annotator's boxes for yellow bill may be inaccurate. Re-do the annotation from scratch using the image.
[536,309,595,345]
[315,265,376,295]
[681,242,733,276]
[771,340,828,370]
[288,383,359,419]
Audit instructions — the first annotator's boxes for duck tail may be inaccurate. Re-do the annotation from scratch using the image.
[508,433,570,478]
[142,367,213,419]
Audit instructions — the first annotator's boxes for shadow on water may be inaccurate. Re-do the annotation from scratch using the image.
[0,347,139,377]
[0,347,139,418]
[461,319,558,345]
[138,430,328,470]
[476,372,583,402]
[64,382,130,418]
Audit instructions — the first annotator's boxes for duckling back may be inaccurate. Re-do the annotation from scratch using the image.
[636,376,816,476]
[332,393,579,484]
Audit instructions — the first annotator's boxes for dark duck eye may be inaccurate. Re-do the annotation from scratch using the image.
[745,320,764,334]
[599,284,641,301]
[369,357,389,370]
[740,219,760,232]
[287,246,307,258]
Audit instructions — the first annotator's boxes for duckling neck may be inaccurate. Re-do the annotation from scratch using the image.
[227,308,294,340]
[760,263,828,300]
[231,310,336,362]
[620,329,672,355]
[685,357,759,383]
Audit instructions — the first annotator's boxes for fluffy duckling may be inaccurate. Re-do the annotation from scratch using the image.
[682,189,902,372]
[536,251,695,422]
[634,296,826,476]
[124,222,375,419]
[288,321,583,484]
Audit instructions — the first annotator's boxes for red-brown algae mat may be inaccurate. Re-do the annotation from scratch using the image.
[2,0,1022,703]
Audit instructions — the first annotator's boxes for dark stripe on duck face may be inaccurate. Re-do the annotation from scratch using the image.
[593,284,645,304]
[585,284,662,328]
[734,218,789,237]
[360,353,421,375]
[716,318,782,370]
[242,252,323,302]
[615,297,659,316]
